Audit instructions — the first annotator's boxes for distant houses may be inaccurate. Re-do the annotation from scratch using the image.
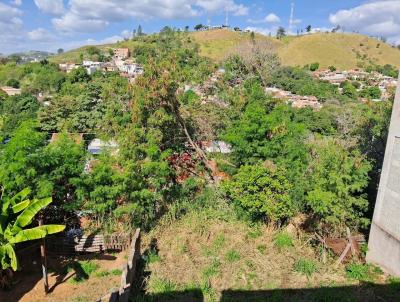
[58,47,143,82]
[265,87,322,110]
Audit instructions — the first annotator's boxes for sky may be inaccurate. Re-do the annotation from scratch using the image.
[0,0,399,54]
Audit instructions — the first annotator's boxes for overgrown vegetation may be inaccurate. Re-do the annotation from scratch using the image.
[0,27,398,299]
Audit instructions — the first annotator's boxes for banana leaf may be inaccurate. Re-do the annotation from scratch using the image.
[10,224,65,244]
[12,200,30,214]
[12,197,52,231]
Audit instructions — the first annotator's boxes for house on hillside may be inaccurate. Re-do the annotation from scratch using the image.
[0,86,22,96]
[201,141,232,154]
[113,48,130,60]
[87,138,119,155]
[59,63,81,73]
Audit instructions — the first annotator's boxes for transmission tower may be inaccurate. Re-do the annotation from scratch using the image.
[289,2,295,35]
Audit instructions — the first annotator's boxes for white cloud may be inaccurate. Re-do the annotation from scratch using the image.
[0,3,24,52]
[51,0,248,33]
[248,12,280,24]
[12,0,22,6]
[265,13,280,23]
[329,0,400,43]
[34,0,65,15]
[27,28,55,42]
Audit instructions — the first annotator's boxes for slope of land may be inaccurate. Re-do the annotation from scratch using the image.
[137,203,399,302]
[278,32,400,70]
[189,29,282,62]
[51,30,400,70]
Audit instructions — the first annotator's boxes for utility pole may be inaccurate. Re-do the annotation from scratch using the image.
[39,218,49,294]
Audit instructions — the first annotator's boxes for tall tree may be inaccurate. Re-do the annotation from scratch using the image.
[276,27,286,39]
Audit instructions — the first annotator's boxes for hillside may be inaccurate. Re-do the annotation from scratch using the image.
[189,29,282,62]
[136,201,399,302]
[190,30,400,69]
[278,33,400,70]
[51,30,400,70]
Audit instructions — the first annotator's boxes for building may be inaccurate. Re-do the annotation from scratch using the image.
[367,76,400,276]
[59,63,80,73]
[113,48,130,60]
[0,86,21,96]
[202,141,232,154]
[88,139,119,155]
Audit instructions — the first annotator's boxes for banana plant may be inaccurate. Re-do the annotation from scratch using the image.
[0,187,65,271]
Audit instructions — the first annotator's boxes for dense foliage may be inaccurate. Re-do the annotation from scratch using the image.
[0,29,393,237]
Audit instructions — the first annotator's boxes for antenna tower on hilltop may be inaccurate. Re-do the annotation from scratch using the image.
[289,2,295,35]
[225,6,229,27]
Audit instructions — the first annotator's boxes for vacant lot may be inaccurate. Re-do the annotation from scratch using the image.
[138,209,400,302]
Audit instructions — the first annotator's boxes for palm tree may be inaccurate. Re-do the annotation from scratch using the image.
[0,188,65,272]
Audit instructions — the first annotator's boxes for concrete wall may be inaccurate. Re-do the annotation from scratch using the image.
[367,74,400,276]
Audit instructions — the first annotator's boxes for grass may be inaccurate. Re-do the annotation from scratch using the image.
[146,249,161,264]
[294,258,317,278]
[68,260,99,283]
[256,244,267,254]
[345,263,384,282]
[202,258,221,279]
[273,232,293,250]
[225,249,241,263]
[141,204,399,302]
[149,277,178,295]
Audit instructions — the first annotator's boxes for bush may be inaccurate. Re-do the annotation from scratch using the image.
[223,164,295,222]
[328,66,336,72]
[345,263,371,281]
[309,62,320,71]
[6,78,19,88]
[294,258,317,278]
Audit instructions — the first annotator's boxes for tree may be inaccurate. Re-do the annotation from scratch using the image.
[276,27,286,39]
[57,48,64,54]
[5,79,19,88]
[360,86,382,100]
[309,62,320,71]
[223,164,294,222]
[137,24,143,36]
[194,24,204,31]
[87,46,100,56]
[306,25,312,32]
[305,138,371,234]
[328,65,336,72]
[0,188,65,272]
[234,40,281,86]
[342,82,358,99]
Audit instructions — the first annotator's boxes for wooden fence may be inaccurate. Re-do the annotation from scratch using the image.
[46,233,131,256]
[97,228,141,302]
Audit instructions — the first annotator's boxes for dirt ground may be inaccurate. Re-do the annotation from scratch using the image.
[0,251,127,302]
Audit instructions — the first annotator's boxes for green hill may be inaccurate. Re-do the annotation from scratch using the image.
[51,29,400,70]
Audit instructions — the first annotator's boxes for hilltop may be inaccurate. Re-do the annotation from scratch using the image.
[51,29,400,70]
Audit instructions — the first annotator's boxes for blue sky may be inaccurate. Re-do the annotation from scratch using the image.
[0,0,399,54]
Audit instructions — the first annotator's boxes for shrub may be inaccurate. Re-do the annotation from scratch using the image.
[273,232,294,250]
[328,66,336,72]
[309,62,320,71]
[6,78,20,88]
[294,258,317,278]
[345,263,371,281]
[223,164,295,222]
[256,244,267,254]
